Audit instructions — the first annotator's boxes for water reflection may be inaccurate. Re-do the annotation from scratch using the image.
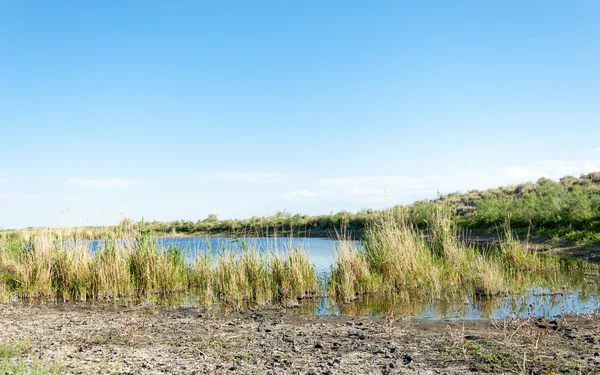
[302,289,599,320]
[140,284,600,320]
[302,263,600,319]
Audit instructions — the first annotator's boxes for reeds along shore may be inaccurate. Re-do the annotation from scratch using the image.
[0,232,318,305]
[0,209,590,306]
[328,209,563,303]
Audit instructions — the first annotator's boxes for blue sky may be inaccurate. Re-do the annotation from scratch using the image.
[1,1,599,229]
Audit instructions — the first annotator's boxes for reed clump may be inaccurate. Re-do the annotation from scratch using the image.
[498,222,551,272]
[329,239,379,302]
[0,232,318,306]
[329,208,551,302]
[270,248,318,301]
[90,240,132,299]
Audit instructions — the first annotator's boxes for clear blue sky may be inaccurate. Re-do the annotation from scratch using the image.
[1,1,599,229]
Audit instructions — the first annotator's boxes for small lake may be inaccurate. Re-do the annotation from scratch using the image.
[82,236,343,272]
[77,236,600,320]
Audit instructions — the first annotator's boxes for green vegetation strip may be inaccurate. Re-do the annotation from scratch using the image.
[1,208,597,307]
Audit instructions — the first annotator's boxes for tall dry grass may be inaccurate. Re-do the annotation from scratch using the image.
[0,211,573,307]
[0,232,318,306]
[329,208,548,302]
[329,239,379,302]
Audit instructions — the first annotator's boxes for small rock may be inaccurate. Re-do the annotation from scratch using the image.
[348,328,366,340]
[585,336,597,344]
[385,341,397,353]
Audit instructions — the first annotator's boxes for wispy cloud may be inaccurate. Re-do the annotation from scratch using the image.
[589,147,600,154]
[281,190,332,201]
[206,172,296,183]
[280,175,443,203]
[279,160,600,204]
[67,178,137,189]
[2,194,24,202]
[1,193,44,202]
[319,175,445,191]
[503,160,600,181]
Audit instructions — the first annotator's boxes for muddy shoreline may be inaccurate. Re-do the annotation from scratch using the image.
[1,303,599,374]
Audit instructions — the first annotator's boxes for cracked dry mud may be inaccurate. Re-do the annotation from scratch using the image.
[1,303,600,374]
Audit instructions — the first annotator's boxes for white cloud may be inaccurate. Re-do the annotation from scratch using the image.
[589,147,600,154]
[67,178,137,189]
[279,160,600,205]
[280,175,442,203]
[1,193,44,202]
[2,194,23,202]
[206,172,296,183]
[503,160,600,182]
[281,190,332,201]
[319,175,445,191]
[286,190,324,198]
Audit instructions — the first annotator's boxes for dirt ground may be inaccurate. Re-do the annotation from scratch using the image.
[1,303,600,374]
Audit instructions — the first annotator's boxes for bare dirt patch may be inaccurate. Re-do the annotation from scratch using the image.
[2,303,600,374]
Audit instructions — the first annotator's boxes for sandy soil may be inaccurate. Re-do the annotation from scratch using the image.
[1,303,600,374]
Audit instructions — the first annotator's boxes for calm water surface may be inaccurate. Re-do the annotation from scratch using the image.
[83,236,342,272]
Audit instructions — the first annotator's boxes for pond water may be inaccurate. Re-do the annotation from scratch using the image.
[83,236,343,272]
[77,236,600,320]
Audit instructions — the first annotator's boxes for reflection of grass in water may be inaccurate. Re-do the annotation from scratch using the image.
[327,259,600,319]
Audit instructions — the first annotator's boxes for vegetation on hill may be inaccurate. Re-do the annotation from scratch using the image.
[417,171,600,243]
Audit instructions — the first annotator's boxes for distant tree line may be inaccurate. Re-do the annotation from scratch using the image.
[5,172,599,244]
[142,172,600,240]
